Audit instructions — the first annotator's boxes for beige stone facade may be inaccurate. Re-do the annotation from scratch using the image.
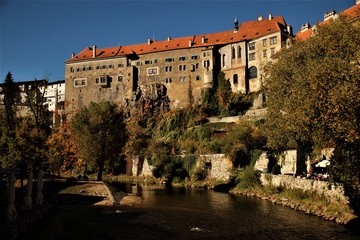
[65,15,292,113]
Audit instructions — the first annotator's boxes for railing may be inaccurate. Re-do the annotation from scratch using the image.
[0,169,55,240]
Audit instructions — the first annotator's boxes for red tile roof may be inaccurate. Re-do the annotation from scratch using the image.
[295,3,359,41]
[65,16,287,63]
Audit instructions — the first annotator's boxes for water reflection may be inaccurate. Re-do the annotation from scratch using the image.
[108,182,357,240]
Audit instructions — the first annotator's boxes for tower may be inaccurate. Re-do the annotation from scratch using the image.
[234,17,239,33]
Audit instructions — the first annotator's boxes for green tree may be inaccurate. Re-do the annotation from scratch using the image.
[0,77,50,172]
[202,71,253,116]
[2,72,17,130]
[71,101,127,181]
[263,16,360,175]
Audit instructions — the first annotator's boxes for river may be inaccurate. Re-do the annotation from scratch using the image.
[107,182,359,240]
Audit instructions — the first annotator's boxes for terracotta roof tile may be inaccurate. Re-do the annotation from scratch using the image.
[65,16,288,63]
[295,4,359,41]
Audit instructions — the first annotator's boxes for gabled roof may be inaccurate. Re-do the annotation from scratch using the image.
[295,3,360,41]
[65,16,288,63]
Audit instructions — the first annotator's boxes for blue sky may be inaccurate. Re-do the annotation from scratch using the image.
[0,0,355,82]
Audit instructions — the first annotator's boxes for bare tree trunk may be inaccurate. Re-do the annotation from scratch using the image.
[97,160,104,181]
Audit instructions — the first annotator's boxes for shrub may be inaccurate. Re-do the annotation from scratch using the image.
[235,166,261,190]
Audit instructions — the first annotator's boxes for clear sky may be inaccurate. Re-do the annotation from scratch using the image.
[0,0,355,82]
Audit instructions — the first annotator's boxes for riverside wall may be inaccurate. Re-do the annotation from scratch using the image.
[132,154,233,181]
[260,173,348,204]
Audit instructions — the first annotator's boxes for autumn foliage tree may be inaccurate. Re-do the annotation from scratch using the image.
[71,101,127,181]
[47,122,80,176]
[263,15,360,211]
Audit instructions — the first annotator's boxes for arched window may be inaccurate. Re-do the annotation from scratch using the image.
[232,47,236,59]
[249,66,258,79]
[222,54,226,67]
[238,47,242,58]
[233,74,238,85]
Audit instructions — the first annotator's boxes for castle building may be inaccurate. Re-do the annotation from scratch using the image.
[43,80,65,127]
[0,79,47,117]
[65,15,293,112]
[0,79,65,127]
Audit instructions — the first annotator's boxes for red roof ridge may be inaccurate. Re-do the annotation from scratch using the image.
[295,3,359,41]
[65,15,288,63]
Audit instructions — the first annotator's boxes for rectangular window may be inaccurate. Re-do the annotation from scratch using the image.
[76,68,80,72]
[271,48,275,56]
[191,55,199,60]
[262,39,267,47]
[263,50,267,58]
[180,76,187,82]
[270,36,277,45]
[203,51,210,57]
[74,78,87,87]
[95,78,99,84]
[165,57,174,62]
[118,75,123,82]
[136,61,142,66]
[147,67,158,75]
[96,65,100,70]
[145,60,152,65]
[196,76,200,81]
[204,60,210,68]
[102,65,107,69]
[166,78,172,83]
[118,63,124,67]
[179,65,186,71]
[249,42,255,51]
[249,53,256,61]
[100,76,107,83]
[108,65,114,69]
[165,66,172,72]
[179,56,187,61]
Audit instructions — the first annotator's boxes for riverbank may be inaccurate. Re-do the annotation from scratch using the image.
[65,175,359,225]
[229,187,358,225]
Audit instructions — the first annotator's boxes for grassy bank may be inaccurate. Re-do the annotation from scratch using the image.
[230,167,357,225]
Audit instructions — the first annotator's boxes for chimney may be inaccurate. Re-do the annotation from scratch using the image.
[188,40,192,47]
[71,52,75,58]
[92,45,96,58]
[300,22,311,32]
[202,36,205,44]
[323,10,336,21]
[167,36,171,41]
[269,13,272,20]
[258,15,263,21]
[287,25,293,35]
[147,38,151,45]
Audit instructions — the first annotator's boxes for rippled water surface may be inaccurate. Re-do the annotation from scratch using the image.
[108,182,359,240]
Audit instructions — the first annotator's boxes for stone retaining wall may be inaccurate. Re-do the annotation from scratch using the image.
[260,173,348,204]
[131,154,233,181]
[197,154,233,181]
